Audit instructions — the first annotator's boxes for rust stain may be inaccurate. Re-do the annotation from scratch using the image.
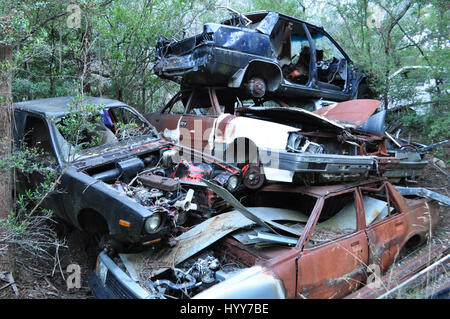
[314,99,380,127]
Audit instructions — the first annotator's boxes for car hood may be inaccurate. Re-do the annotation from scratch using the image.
[238,99,381,131]
[313,99,381,128]
[71,137,169,170]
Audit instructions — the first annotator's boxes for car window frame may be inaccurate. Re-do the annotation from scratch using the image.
[359,182,403,228]
[18,111,62,167]
[300,188,364,250]
[160,91,186,115]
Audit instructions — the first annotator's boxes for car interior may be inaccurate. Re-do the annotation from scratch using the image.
[273,18,348,91]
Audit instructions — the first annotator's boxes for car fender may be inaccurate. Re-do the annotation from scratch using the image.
[228,59,283,92]
[215,115,295,152]
[63,167,153,242]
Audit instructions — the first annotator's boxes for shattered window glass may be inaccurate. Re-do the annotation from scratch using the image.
[313,33,344,61]
[309,191,357,246]
[361,185,397,225]
[54,106,158,161]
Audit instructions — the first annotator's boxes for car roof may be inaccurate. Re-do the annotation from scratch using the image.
[239,10,350,61]
[261,178,386,197]
[13,96,128,117]
[243,10,324,31]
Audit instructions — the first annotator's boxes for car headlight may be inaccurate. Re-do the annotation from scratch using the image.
[144,213,162,234]
[286,132,304,152]
[226,174,240,192]
[95,257,108,285]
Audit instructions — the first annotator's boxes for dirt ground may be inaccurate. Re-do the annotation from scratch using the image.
[0,153,448,299]
[0,227,96,299]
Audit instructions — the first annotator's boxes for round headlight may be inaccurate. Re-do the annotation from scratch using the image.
[226,175,240,192]
[144,213,162,234]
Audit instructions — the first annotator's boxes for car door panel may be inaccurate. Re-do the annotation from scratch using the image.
[15,113,68,221]
[296,189,369,299]
[363,184,409,271]
[297,231,368,299]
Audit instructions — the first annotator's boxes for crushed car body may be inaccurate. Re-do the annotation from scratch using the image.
[88,178,442,299]
[154,10,374,101]
[13,97,242,252]
[145,87,434,186]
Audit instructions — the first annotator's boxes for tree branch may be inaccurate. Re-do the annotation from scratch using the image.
[379,2,433,68]
[14,12,68,47]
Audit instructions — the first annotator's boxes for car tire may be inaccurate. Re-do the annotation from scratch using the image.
[246,77,266,98]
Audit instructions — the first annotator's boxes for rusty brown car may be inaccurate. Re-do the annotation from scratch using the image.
[88,177,440,299]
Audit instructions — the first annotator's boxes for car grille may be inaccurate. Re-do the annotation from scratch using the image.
[105,270,136,299]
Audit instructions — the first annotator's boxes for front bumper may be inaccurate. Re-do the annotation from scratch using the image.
[257,150,375,183]
[261,150,428,182]
[88,251,148,299]
[276,151,375,174]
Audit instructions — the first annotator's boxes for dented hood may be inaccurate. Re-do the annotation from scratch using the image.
[238,100,381,132]
[237,106,345,131]
[313,99,381,127]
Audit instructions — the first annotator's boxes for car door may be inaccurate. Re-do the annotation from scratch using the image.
[362,182,409,271]
[296,189,369,299]
[305,26,350,94]
[14,112,67,220]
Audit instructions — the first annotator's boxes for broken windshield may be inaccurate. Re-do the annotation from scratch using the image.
[54,106,159,162]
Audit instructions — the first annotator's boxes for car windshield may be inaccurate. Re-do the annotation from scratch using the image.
[54,106,159,162]
[312,33,344,60]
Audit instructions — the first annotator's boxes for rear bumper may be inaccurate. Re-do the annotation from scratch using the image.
[262,150,427,182]
[154,46,254,85]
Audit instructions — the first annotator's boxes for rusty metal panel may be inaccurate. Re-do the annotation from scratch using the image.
[314,99,380,127]
[297,231,369,299]
[138,173,180,192]
[121,205,311,279]
[122,210,255,278]
[345,243,448,299]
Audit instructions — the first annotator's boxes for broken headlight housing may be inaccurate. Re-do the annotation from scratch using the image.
[144,212,163,234]
[286,132,323,154]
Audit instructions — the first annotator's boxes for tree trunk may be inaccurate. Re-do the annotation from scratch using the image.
[0,45,13,220]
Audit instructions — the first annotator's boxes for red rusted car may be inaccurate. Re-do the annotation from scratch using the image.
[88,178,440,299]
